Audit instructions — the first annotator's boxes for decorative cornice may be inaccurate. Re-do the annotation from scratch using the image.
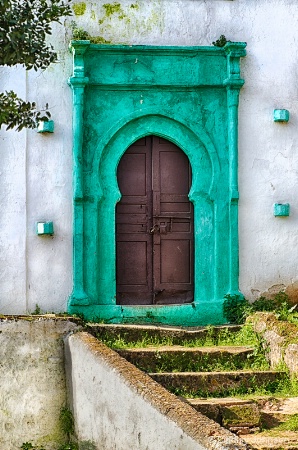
[224,42,247,89]
[69,40,90,80]
[68,76,89,88]
[223,42,247,58]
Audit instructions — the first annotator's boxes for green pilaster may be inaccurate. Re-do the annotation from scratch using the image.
[68,41,90,306]
[224,42,247,297]
[68,42,246,325]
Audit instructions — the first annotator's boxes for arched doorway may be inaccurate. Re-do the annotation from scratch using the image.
[116,136,193,305]
[68,42,246,325]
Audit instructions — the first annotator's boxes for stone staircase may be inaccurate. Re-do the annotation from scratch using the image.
[89,323,298,450]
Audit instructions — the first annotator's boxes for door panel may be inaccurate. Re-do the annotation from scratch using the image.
[116,136,193,305]
[152,137,193,304]
[116,137,152,304]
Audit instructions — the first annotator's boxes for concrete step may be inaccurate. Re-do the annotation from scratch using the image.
[117,345,254,372]
[149,370,287,397]
[88,323,241,345]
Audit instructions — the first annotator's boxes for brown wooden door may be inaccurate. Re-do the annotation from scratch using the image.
[116,136,193,305]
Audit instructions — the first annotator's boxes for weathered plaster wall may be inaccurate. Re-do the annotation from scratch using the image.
[1,0,298,313]
[65,331,249,449]
[0,318,78,449]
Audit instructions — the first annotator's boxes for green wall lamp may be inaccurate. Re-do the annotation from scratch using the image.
[37,120,55,133]
[273,109,290,123]
[36,222,54,235]
[274,203,290,217]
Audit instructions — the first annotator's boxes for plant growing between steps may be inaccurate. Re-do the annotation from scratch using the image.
[223,291,295,324]
[277,413,298,431]
[100,322,264,350]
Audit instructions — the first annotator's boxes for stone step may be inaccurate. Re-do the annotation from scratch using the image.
[88,323,241,345]
[241,431,298,449]
[259,396,298,429]
[117,345,254,372]
[149,370,287,397]
[185,397,261,430]
[184,396,298,432]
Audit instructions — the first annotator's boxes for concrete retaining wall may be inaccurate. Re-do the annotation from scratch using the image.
[65,331,250,450]
[0,318,78,450]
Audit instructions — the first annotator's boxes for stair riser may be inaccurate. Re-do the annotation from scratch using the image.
[189,402,260,429]
[89,324,241,346]
[118,349,253,372]
[150,372,287,397]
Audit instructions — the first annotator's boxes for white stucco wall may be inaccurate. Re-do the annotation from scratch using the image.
[1,0,298,313]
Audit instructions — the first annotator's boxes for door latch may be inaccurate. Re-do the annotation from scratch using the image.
[159,222,167,234]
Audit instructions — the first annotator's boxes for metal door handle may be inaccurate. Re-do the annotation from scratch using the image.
[150,224,159,234]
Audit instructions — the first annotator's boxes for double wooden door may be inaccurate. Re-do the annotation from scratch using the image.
[116,136,193,305]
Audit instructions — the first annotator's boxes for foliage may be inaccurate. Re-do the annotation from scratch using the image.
[20,407,78,450]
[223,294,249,324]
[60,407,74,440]
[0,91,51,131]
[212,35,230,47]
[0,0,71,70]
[223,291,294,324]
[58,443,78,450]
[31,303,42,315]
[101,323,261,350]
[277,413,298,431]
[252,291,292,320]
[0,0,72,131]
[170,371,298,400]
[70,21,89,40]
[21,443,45,450]
[21,443,78,450]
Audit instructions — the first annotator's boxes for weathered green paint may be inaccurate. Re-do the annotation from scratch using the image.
[73,2,87,16]
[68,41,246,326]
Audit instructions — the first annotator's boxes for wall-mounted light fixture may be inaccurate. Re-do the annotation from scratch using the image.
[273,109,289,123]
[37,120,55,133]
[36,222,54,235]
[274,203,290,217]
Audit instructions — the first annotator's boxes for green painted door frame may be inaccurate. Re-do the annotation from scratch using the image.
[68,41,246,325]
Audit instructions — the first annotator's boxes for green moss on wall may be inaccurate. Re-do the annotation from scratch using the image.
[103,2,123,17]
[98,2,130,26]
[96,1,164,37]
[73,2,86,16]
